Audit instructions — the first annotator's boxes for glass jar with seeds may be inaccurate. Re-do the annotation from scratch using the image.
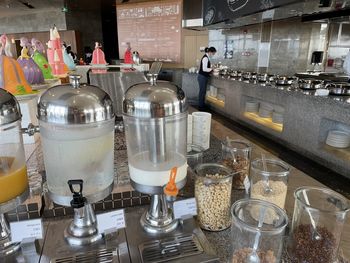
[194,163,237,231]
[250,158,289,211]
[221,138,251,190]
[288,187,350,263]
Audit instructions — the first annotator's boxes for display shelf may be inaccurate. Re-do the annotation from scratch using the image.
[206,95,225,108]
[243,112,283,133]
[320,143,350,162]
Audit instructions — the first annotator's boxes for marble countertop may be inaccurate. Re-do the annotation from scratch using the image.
[22,117,350,262]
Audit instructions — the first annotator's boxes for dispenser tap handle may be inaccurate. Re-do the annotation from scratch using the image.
[68,179,86,208]
[164,167,179,198]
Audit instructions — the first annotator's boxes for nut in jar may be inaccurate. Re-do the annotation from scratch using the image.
[194,163,235,231]
[221,138,251,190]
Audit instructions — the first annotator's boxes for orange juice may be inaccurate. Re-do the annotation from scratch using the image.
[0,157,28,203]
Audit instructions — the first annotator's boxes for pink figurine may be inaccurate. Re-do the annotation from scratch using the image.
[91,42,107,65]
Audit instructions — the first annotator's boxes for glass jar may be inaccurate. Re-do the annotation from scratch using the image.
[194,163,234,231]
[186,144,204,171]
[0,121,28,204]
[221,139,251,190]
[231,199,288,263]
[250,158,289,209]
[288,187,350,263]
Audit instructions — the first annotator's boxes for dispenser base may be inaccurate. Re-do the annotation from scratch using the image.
[63,203,102,246]
[140,210,179,234]
[0,240,20,256]
[64,226,102,246]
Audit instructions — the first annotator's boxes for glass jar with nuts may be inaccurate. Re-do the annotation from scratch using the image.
[231,199,288,263]
[221,138,251,190]
[194,163,236,231]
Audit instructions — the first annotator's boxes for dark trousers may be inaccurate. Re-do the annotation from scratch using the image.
[197,74,208,108]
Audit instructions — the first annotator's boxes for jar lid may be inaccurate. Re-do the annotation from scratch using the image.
[0,89,21,126]
[37,75,114,124]
[123,74,187,118]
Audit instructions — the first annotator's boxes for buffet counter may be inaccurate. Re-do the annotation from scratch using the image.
[182,72,350,179]
[6,114,348,262]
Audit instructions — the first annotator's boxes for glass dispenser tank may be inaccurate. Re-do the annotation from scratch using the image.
[123,74,188,233]
[37,75,115,245]
[0,89,29,255]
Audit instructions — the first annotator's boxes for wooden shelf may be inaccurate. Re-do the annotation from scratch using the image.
[243,112,283,133]
[206,96,225,108]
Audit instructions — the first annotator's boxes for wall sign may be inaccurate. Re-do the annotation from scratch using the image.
[117,0,182,63]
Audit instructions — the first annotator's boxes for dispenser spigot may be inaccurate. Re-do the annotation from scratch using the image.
[21,123,40,136]
[164,167,178,202]
[68,180,86,209]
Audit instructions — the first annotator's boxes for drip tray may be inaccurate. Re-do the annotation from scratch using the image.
[40,218,130,263]
[139,234,203,263]
[51,248,115,263]
[39,208,219,263]
[125,207,219,263]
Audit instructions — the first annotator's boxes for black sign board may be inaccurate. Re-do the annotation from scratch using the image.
[203,0,301,25]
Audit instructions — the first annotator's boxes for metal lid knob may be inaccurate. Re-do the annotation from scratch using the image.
[37,74,114,124]
[0,89,21,126]
[69,74,81,89]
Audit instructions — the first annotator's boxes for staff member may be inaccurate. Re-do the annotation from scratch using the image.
[197,47,216,110]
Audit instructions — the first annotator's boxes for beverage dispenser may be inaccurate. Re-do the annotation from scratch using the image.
[37,75,115,245]
[123,74,188,233]
[0,89,29,255]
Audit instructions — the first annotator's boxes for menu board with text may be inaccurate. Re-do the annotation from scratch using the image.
[117,0,182,63]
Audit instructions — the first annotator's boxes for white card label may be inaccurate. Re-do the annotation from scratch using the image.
[97,209,126,233]
[10,219,43,243]
[173,198,197,219]
[244,176,251,194]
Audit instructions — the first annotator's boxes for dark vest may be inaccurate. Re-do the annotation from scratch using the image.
[199,54,211,77]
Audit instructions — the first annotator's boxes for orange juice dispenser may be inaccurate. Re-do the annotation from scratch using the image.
[0,89,29,255]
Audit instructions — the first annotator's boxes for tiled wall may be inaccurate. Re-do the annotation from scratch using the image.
[209,19,328,75]
[326,23,350,72]
[0,10,67,34]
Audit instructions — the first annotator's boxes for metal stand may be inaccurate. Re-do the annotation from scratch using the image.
[140,194,178,234]
[0,188,29,256]
[64,203,102,246]
[0,214,20,256]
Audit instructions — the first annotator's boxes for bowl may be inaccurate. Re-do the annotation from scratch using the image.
[315,89,329,96]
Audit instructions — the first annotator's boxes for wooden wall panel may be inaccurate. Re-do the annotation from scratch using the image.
[117,0,182,63]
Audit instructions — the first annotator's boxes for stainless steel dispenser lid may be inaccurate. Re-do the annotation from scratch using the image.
[0,89,21,126]
[123,74,187,118]
[37,75,114,124]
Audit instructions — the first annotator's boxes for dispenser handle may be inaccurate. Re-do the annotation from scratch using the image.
[164,167,179,198]
[68,179,84,194]
[68,179,86,208]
